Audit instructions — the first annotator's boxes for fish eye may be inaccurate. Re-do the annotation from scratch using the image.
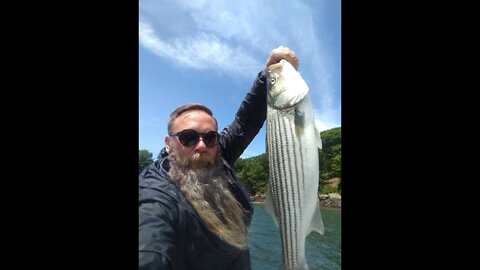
[270,78,276,84]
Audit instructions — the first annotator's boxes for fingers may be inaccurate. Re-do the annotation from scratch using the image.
[265,46,299,70]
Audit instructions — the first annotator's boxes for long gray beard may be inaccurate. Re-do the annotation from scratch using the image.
[168,150,249,249]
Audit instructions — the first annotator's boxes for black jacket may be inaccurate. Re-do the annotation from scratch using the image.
[139,71,267,270]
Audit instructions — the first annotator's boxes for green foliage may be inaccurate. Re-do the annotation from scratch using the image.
[234,153,269,195]
[139,149,154,174]
[234,126,342,196]
[319,185,338,194]
[319,127,341,181]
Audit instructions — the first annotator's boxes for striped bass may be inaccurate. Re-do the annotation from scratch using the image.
[265,59,324,270]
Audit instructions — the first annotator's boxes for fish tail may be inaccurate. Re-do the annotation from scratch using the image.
[308,199,325,235]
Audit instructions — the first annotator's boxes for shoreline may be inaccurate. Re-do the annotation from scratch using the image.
[252,201,341,210]
[250,192,342,209]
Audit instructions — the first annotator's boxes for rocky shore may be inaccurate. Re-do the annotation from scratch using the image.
[318,193,341,208]
[250,192,341,209]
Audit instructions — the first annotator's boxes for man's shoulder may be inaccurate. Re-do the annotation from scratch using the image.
[139,158,180,204]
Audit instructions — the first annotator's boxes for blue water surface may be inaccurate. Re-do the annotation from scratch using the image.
[249,204,341,270]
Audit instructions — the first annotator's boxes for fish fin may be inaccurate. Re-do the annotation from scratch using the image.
[308,199,325,235]
[264,186,279,227]
[295,107,305,139]
[314,119,323,149]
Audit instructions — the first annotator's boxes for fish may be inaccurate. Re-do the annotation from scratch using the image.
[264,59,324,270]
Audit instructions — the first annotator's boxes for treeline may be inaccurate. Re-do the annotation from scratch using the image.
[139,150,167,174]
[138,149,154,174]
[234,127,341,195]
[138,126,341,195]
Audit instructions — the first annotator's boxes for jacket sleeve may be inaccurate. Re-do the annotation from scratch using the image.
[219,71,267,166]
[139,198,177,270]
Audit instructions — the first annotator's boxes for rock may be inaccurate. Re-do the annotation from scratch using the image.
[319,194,330,200]
[328,193,341,200]
[251,194,266,203]
[318,192,341,208]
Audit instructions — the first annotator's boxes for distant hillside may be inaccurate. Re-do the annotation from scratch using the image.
[234,126,341,195]
[318,127,341,193]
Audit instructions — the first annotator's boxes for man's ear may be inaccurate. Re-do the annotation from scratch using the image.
[165,136,171,153]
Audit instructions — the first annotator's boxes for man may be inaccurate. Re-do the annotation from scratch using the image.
[139,47,299,270]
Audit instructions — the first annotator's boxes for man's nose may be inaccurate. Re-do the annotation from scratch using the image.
[194,137,208,151]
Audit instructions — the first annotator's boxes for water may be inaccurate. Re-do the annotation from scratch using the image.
[248,204,341,270]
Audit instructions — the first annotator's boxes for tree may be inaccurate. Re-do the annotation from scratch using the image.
[139,149,154,174]
[234,153,269,195]
[319,127,341,181]
[233,127,342,195]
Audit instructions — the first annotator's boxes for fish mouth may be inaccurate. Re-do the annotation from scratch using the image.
[267,61,284,70]
[266,60,304,110]
[266,62,284,82]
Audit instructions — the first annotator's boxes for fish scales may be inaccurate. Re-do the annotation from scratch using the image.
[265,58,325,270]
[268,109,304,269]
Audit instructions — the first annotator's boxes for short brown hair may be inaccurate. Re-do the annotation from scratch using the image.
[167,103,218,133]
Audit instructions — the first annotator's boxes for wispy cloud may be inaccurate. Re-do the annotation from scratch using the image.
[140,0,340,125]
[139,0,322,77]
[140,21,262,76]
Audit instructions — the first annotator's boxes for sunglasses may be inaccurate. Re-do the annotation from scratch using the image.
[169,129,219,148]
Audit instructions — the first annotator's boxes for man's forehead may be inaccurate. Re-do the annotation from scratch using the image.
[174,110,215,127]
[177,110,212,121]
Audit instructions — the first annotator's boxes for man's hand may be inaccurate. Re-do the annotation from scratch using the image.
[265,46,299,71]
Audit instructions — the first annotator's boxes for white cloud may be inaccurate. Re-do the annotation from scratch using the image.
[139,0,322,74]
[139,21,175,59]
[140,0,340,126]
[139,20,262,76]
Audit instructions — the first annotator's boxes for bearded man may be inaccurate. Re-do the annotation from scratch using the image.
[139,47,299,270]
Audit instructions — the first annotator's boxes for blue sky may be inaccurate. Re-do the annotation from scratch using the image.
[139,0,341,159]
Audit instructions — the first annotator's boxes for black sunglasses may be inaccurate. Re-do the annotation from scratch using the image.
[169,129,219,148]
